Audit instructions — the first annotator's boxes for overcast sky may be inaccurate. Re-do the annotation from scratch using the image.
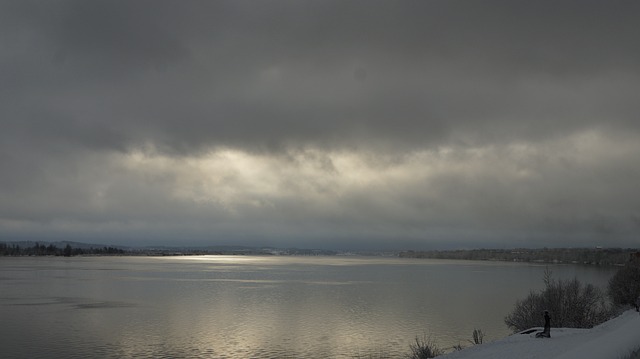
[1,0,639,249]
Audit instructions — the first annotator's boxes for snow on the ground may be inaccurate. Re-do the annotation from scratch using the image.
[442,310,640,359]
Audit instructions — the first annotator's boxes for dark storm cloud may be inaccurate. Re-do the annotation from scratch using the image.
[1,1,639,247]
[3,0,639,153]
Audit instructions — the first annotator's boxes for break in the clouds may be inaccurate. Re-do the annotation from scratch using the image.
[1,0,639,249]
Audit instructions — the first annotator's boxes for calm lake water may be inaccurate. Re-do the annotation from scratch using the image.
[0,256,616,358]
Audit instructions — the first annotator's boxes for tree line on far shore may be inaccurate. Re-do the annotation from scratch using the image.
[0,242,124,257]
[400,247,638,266]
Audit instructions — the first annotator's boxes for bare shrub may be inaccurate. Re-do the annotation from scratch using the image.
[505,271,612,332]
[406,335,443,359]
[470,329,484,344]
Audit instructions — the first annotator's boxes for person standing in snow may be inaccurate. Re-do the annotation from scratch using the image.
[543,311,551,337]
[535,311,551,338]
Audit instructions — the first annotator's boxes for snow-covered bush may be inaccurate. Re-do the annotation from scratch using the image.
[608,261,640,307]
[504,271,612,332]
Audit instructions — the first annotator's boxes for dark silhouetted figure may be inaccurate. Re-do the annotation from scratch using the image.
[536,311,551,338]
[635,296,640,313]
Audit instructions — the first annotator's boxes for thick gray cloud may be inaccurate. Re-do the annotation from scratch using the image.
[1,1,639,248]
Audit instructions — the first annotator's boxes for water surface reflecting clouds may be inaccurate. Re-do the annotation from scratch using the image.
[0,256,615,358]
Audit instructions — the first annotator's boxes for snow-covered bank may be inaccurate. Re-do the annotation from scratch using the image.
[442,310,640,359]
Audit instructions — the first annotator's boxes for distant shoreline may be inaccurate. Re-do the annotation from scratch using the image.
[2,240,638,267]
[0,240,338,257]
[399,247,640,266]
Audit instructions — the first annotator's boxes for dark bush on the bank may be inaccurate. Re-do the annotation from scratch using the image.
[407,335,443,359]
[505,270,612,332]
[470,329,484,345]
[608,261,640,307]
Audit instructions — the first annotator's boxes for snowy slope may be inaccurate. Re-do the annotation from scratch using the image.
[442,310,640,359]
